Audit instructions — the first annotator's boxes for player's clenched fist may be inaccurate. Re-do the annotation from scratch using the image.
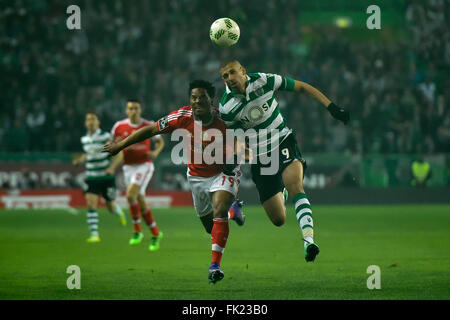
[102,141,122,155]
[327,102,350,125]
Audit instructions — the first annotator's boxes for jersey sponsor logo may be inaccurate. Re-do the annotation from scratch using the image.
[248,105,264,121]
[158,116,169,130]
[243,102,270,123]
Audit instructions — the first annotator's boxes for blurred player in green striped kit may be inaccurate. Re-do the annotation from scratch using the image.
[219,61,350,262]
[73,112,127,243]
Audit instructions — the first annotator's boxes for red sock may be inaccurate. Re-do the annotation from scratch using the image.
[129,201,142,233]
[142,208,159,236]
[228,207,235,220]
[211,218,229,265]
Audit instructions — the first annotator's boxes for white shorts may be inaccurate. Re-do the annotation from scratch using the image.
[187,169,240,217]
[123,162,154,195]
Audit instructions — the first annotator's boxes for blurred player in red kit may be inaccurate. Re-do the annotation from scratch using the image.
[111,100,165,251]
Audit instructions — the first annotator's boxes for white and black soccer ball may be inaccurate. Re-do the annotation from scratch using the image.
[210,17,240,48]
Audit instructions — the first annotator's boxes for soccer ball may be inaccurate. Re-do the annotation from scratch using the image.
[209,18,240,48]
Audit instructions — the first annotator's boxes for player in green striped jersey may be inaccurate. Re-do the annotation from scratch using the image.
[73,112,127,243]
[219,61,350,262]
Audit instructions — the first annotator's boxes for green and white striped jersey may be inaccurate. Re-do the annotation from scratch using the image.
[81,129,113,180]
[219,72,296,155]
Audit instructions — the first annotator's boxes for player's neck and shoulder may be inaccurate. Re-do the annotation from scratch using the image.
[171,106,225,128]
[179,105,193,113]
[172,105,222,123]
[247,72,279,91]
[167,106,193,122]
[111,118,129,133]
[128,118,152,128]
[82,128,100,139]
[112,117,155,131]
[247,72,266,84]
[172,106,193,118]
[200,108,226,129]
[81,128,110,142]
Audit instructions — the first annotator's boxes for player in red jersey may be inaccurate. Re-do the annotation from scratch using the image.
[110,100,165,251]
[103,80,246,284]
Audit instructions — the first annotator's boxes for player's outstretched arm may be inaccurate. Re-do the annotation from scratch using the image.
[102,124,159,155]
[293,80,350,125]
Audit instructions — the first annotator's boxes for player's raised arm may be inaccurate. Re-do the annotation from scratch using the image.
[102,123,159,155]
[293,80,350,125]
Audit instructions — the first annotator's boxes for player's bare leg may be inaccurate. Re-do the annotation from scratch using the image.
[126,184,144,245]
[105,200,127,226]
[137,194,162,251]
[262,193,286,227]
[85,193,100,243]
[282,160,319,262]
[208,190,235,284]
[136,193,146,211]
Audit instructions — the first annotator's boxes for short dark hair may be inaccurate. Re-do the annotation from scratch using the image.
[127,98,140,103]
[189,80,215,99]
[220,60,243,71]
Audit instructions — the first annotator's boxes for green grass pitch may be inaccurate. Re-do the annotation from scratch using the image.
[0,204,449,300]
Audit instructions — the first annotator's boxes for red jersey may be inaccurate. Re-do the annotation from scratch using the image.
[111,118,160,165]
[156,106,229,177]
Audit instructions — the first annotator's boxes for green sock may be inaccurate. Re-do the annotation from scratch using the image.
[87,210,99,237]
[292,193,314,247]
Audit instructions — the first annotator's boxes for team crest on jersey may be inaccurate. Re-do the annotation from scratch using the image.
[255,87,264,97]
[158,116,169,130]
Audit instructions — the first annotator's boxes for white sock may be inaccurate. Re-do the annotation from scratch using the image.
[304,236,314,247]
[115,203,123,216]
[87,210,99,236]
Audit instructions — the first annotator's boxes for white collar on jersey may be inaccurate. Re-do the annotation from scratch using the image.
[128,118,144,127]
[87,128,101,137]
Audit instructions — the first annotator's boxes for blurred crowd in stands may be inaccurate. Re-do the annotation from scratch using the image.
[1,0,449,155]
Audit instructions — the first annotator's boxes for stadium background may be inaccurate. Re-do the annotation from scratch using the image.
[1,0,449,208]
[0,0,449,301]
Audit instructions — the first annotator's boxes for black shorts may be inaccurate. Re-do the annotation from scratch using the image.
[83,176,117,201]
[251,133,307,204]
